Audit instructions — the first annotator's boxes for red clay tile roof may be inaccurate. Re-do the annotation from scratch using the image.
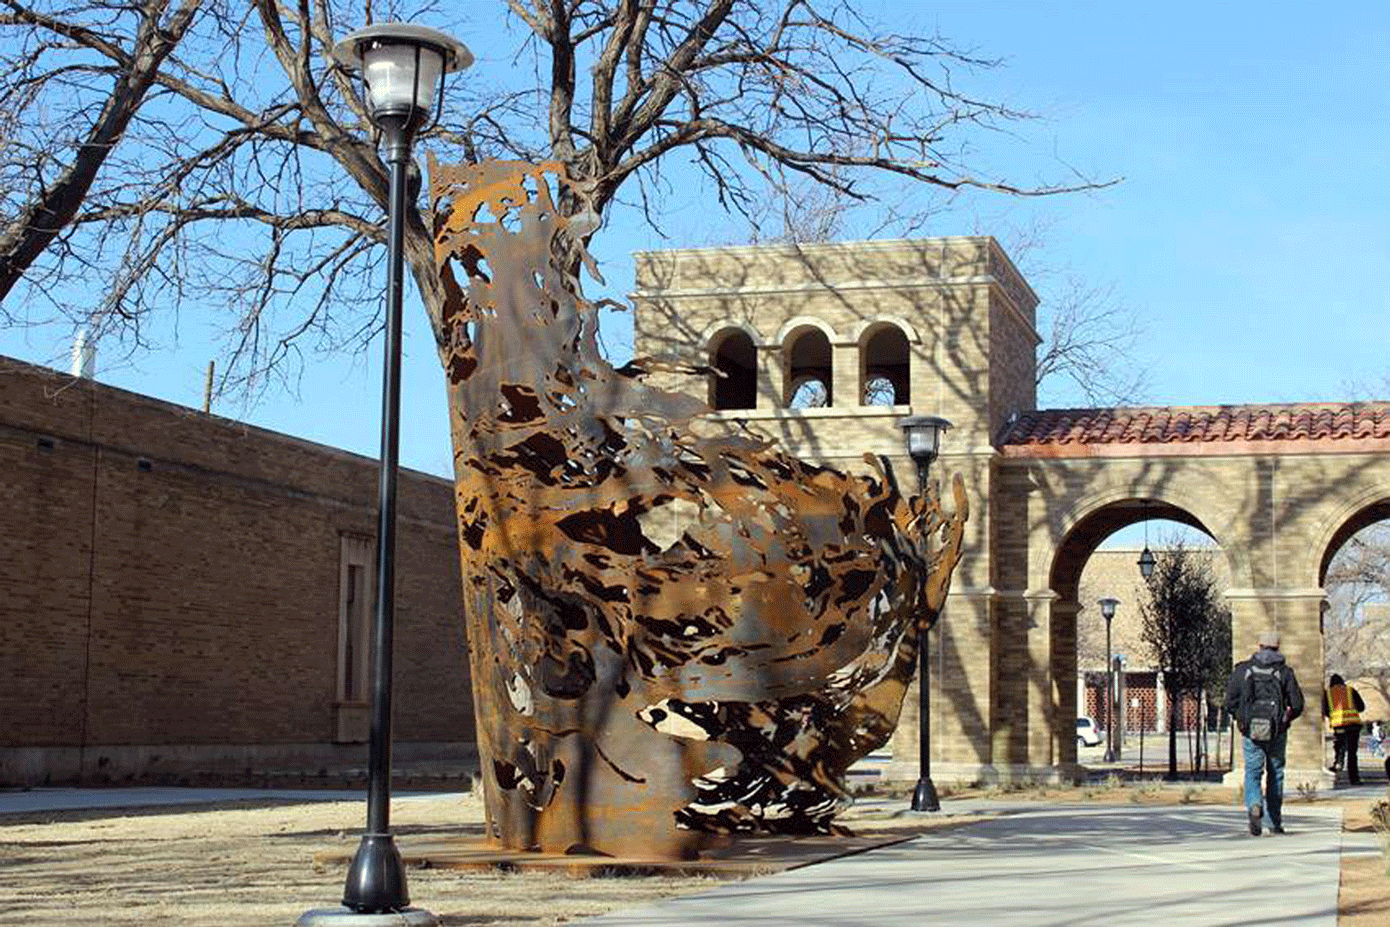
[1000,403,1390,453]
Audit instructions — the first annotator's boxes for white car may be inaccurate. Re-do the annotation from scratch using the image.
[1076,716,1103,747]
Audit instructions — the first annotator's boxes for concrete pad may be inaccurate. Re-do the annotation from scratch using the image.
[581,803,1344,926]
[297,906,438,926]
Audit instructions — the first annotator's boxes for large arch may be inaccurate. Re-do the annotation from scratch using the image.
[1048,497,1220,602]
[1314,488,1390,587]
[1040,494,1224,769]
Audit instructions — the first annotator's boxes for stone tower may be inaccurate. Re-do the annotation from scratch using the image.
[632,237,1045,783]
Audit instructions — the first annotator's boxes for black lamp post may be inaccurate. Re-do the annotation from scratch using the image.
[899,415,952,813]
[1098,597,1119,763]
[330,22,471,918]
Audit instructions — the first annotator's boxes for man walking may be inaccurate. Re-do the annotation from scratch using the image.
[1324,673,1365,785]
[1224,631,1304,836]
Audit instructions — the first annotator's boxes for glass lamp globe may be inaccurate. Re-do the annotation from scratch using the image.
[335,23,472,122]
[898,415,952,464]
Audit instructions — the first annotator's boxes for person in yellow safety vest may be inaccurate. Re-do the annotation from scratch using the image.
[1324,673,1365,784]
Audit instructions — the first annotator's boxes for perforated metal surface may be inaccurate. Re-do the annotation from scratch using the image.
[430,159,966,858]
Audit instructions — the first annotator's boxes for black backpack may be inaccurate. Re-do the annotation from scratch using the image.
[1243,663,1285,742]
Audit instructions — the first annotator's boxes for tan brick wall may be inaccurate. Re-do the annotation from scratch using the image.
[0,357,473,785]
[1076,547,1232,673]
[633,238,1039,450]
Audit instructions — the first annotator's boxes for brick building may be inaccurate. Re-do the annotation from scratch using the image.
[0,356,474,787]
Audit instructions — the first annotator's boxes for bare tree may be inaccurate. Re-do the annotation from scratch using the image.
[1034,274,1148,406]
[1325,522,1390,701]
[996,219,1148,407]
[0,0,202,305]
[1141,544,1231,780]
[1,0,1108,393]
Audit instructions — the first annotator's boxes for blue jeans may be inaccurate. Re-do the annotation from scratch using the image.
[1243,731,1287,825]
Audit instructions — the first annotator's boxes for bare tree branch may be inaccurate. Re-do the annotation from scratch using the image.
[1034,276,1148,406]
[0,0,1113,393]
[0,0,201,301]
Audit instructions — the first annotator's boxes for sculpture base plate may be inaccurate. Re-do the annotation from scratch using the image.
[314,833,915,879]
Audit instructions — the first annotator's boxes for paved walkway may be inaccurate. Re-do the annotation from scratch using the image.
[2,787,1374,925]
[582,801,1348,926]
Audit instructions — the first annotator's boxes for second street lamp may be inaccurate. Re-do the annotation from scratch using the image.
[1137,546,1156,581]
[899,415,952,813]
[1097,597,1120,764]
[329,22,471,918]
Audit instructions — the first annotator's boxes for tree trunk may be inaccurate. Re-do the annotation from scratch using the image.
[1166,694,1179,780]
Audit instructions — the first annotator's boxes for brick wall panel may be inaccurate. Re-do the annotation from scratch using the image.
[1,356,473,775]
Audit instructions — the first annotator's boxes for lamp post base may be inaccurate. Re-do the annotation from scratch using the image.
[910,776,940,812]
[342,833,410,914]
[297,906,438,926]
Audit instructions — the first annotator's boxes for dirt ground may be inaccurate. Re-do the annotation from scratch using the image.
[0,792,714,926]
[1341,797,1390,927]
[0,783,1384,926]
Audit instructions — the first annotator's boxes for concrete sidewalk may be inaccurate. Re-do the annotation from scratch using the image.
[582,802,1345,926]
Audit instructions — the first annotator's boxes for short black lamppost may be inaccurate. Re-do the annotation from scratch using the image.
[899,415,952,812]
[1098,597,1119,763]
[325,22,471,920]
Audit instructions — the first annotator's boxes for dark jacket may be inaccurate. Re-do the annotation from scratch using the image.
[1224,648,1305,737]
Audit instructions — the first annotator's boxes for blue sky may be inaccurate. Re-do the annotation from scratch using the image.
[2,1,1387,486]
[933,1,1390,408]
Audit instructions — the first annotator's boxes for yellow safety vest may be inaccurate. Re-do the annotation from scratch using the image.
[1327,684,1361,727]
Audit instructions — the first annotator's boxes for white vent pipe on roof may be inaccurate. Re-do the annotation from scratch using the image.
[71,329,96,379]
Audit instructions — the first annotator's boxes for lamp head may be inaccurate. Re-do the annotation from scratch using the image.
[1098,597,1119,621]
[898,415,952,466]
[1137,546,1156,580]
[334,23,472,127]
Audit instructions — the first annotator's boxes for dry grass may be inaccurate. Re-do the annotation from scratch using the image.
[0,791,990,927]
[0,794,715,926]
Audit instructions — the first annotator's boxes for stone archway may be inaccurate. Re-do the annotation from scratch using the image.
[1313,490,1390,735]
[1315,490,1390,588]
[1044,495,1222,771]
[1004,406,1390,788]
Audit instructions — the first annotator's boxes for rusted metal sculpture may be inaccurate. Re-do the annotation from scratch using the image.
[430,158,968,859]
